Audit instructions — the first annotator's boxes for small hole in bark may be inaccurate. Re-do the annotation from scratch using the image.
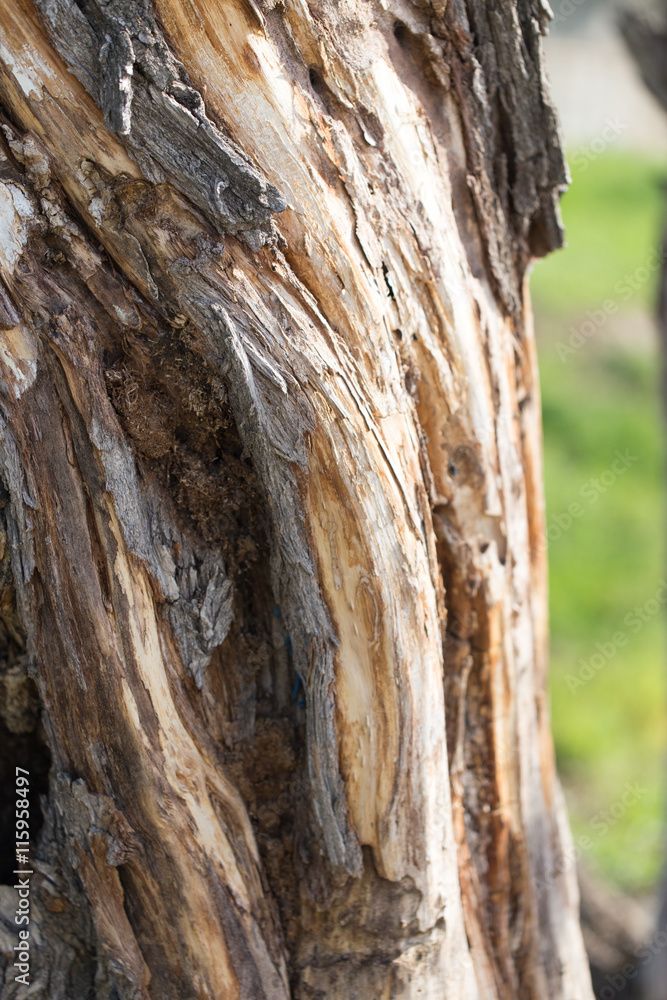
[393,21,409,45]
[309,67,328,100]
[382,262,395,300]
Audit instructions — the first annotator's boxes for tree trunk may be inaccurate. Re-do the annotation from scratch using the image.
[0,1,591,998]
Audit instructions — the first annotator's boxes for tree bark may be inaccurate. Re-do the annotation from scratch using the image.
[0,1,591,998]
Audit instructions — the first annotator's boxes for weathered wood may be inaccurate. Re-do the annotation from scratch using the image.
[0,1,591,998]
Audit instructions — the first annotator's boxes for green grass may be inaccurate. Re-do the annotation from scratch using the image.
[532,151,666,316]
[531,150,667,892]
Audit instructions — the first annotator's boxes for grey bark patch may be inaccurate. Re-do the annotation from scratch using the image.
[87,419,234,684]
[52,774,135,867]
[36,0,286,243]
[191,299,361,875]
[0,279,22,329]
[99,27,135,136]
[436,0,568,316]
[0,417,36,588]
[168,554,234,689]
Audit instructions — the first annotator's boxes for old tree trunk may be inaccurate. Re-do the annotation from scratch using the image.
[0,1,591,998]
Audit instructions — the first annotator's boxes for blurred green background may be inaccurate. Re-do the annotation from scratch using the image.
[531,151,667,892]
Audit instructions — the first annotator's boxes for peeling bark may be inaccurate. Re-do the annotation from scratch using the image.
[0,1,590,998]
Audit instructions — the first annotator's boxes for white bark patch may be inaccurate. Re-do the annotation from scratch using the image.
[0,182,35,274]
[0,41,44,99]
[0,325,38,397]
